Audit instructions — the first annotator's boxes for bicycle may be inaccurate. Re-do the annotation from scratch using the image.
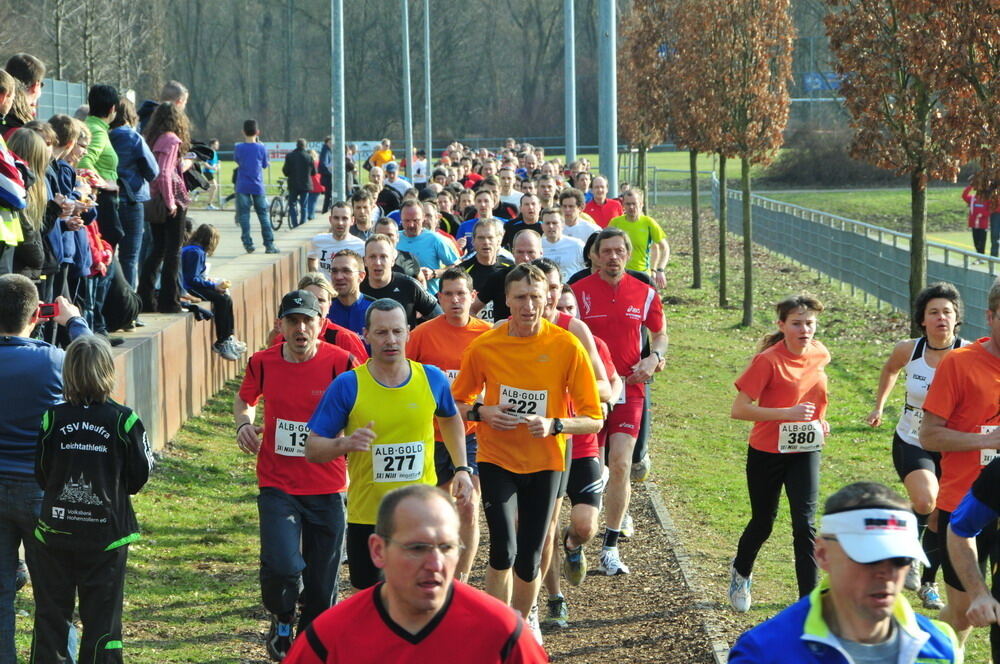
[269,178,288,230]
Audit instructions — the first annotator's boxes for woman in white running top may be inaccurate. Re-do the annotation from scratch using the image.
[866,282,968,611]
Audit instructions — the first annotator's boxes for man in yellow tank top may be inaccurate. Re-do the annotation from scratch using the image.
[307,299,473,592]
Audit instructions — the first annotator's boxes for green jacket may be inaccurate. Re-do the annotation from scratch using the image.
[78,116,119,184]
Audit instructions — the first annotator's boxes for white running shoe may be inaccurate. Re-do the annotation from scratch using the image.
[527,604,543,645]
[620,513,635,540]
[904,561,921,591]
[918,582,944,610]
[728,561,752,612]
[598,547,630,576]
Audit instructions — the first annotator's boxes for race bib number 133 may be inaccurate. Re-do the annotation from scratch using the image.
[275,419,310,457]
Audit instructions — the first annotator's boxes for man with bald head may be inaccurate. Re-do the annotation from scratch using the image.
[284,485,547,662]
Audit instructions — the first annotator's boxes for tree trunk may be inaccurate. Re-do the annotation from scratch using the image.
[718,154,728,308]
[637,145,647,192]
[690,149,701,288]
[909,169,927,337]
[741,157,753,327]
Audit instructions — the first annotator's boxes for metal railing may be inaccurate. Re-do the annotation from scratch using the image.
[712,175,998,339]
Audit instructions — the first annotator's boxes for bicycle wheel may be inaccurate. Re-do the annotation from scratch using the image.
[269,195,285,230]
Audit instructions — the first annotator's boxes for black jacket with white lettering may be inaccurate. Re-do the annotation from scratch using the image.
[34,400,153,551]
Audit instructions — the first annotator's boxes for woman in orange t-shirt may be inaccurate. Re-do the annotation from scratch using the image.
[727,295,831,613]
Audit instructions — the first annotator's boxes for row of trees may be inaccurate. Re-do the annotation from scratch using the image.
[621,1,1000,331]
[620,0,793,326]
[4,0,619,145]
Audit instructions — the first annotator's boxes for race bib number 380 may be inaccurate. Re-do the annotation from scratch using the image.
[778,421,824,453]
[274,419,310,457]
[500,385,549,422]
[373,442,425,483]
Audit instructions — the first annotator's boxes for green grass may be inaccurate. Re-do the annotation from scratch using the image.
[761,187,968,234]
[650,204,988,660]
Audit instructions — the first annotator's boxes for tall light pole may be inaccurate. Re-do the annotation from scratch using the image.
[401,0,415,178]
[423,0,432,162]
[598,0,618,196]
[564,0,577,164]
[331,0,345,200]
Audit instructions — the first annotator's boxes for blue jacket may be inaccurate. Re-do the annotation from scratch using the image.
[319,143,333,176]
[109,126,159,203]
[180,245,216,292]
[0,318,91,477]
[729,579,960,664]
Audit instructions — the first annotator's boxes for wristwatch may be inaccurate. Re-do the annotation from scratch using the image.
[468,402,483,422]
[454,465,474,475]
[651,350,664,362]
[551,418,564,435]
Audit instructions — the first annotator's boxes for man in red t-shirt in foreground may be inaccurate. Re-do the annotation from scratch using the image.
[235,289,360,661]
[284,484,548,663]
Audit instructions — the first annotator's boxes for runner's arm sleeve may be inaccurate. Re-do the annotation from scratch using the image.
[282,622,330,664]
[727,632,766,664]
[504,619,551,663]
[425,365,459,417]
[733,354,774,403]
[122,411,152,494]
[451,347,484,406]
[237,354,264,407]
[439,234,461,265]
[951,461,1000,538]
[414,283,442,320]
[566,342,603,420]
[307,372,358,438]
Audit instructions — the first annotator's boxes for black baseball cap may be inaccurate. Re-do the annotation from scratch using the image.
[278,290,321,318]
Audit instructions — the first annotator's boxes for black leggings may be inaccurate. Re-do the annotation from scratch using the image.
[138,209,184,312]
[733,446,820,597]
[187,284,234,342]
[478,462,561,582]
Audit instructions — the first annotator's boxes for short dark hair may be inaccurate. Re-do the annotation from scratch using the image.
[0,274,39,334]
[350,189,373,204]
[364,297,406,330]
[591,227,632,257]
[823,482,911,516]
[296,138,307,149]
[530,257,561,281]
[375,484,455,539]
[4,53,45,87]
[243,119,258,136]
[439,267,473,290]
[504,263,546,294]
[559,187,585,208]
[912,282,963,332]
[87,84,119,118]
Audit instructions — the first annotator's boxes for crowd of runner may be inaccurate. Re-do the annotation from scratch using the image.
[1,54,998,662]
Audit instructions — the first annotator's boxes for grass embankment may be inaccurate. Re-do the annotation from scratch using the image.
[650,202,989,660]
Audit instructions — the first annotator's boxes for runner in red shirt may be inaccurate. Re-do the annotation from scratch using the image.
[235,289,360,660]
[540,283,622,628]
[407,267,492,582]
[283,485,547,663]
[268,272,369,360]
[582,175,623,228]
[571,228,667,577]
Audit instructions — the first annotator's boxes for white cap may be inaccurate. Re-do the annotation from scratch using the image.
[819,508,928,566]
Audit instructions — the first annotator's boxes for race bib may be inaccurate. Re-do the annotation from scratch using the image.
[445,369,459,385]
[372,442,425,483]
[778,421,824,453]
[500,385,548,422]
[274,419,309,457]
[981,426,999,466]
[907,408,924,438]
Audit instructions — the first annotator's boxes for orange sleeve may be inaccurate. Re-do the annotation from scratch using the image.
[451,342,485,406]
[734,352,773,402]
[923,352,960,420]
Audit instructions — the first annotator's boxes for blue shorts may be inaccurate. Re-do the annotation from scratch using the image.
[434,434,478,484]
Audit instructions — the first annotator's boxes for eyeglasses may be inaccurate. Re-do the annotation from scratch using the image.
[387,539,464,559]
[821,536,912,568]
